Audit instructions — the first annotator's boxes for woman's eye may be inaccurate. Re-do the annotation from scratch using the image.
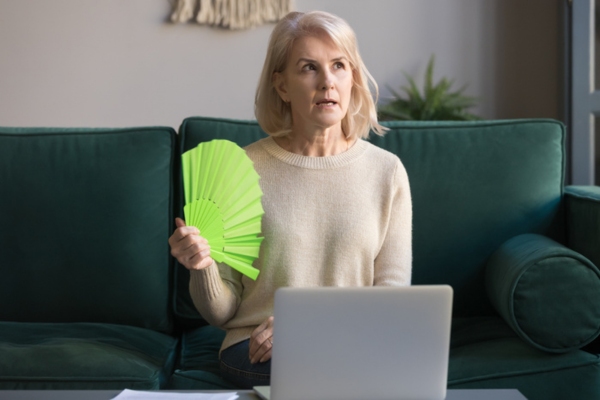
[302,64,316,71]
[334,62,345,69]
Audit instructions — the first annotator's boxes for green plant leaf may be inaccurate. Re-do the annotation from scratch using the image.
[378,54,480,121]
[424,55,435,100]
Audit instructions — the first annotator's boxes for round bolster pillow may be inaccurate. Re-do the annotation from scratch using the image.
[485,233,600,353]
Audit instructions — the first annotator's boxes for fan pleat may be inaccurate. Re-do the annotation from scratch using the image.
[182,140,264,280]
[224,216,263,238]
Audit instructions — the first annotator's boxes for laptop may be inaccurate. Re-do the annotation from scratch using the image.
[254,285,453,400]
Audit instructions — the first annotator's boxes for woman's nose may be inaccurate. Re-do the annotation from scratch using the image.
[320,73,334,90]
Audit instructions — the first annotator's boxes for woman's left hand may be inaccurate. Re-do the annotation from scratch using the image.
[249,316,274,364]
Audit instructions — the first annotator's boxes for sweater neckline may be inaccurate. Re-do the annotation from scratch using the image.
[258,136,368,169]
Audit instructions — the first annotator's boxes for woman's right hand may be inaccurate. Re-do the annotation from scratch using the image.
[169,217,214,270]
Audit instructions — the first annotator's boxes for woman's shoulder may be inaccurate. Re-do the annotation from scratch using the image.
[243,137,272,159]
[360,140,410,186]
[243,137,270,151]
[361,140,404,168]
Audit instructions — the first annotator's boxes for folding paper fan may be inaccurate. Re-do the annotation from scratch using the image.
[182,140,264,280]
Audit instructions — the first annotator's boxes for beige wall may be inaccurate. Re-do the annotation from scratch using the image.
[0,0,560,129]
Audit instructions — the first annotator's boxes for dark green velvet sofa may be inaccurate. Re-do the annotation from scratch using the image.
[1,118,600,399]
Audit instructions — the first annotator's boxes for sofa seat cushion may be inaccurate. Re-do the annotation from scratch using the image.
[449,317,600,399]
[168,325,234,389]
[0,322,178,390]
[169,370,234,390]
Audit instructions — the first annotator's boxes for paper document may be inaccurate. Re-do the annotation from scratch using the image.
[111,389,239,400]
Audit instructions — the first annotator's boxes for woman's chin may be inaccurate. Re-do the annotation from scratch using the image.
[310,113,345,129]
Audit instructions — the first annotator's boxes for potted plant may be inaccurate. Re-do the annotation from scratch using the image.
[378,55,480,121]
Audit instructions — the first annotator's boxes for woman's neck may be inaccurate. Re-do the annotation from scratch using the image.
[273,126,354,157]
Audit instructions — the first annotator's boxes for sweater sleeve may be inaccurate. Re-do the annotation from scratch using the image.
[374,158,412,286]
[189,260,243,327]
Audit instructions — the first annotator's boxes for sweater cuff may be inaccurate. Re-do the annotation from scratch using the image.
[189,261,223,301]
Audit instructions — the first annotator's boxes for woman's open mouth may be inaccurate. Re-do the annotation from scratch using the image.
[316,99,338,107]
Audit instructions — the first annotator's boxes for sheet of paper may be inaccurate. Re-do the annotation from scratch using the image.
[111,389,239,400]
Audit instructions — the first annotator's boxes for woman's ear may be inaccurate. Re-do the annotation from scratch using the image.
[273,72,289,103]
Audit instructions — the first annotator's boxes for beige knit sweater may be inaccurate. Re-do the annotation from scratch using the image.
[189,137,412,352]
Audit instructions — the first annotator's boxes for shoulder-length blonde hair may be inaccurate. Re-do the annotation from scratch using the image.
[255,11,387,140]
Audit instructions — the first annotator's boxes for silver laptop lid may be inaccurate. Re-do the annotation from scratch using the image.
[270,285,453,400]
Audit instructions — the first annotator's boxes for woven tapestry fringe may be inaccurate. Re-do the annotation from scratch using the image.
[171,0,291,29]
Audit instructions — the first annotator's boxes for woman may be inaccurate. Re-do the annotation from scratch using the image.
[168,10,412,389]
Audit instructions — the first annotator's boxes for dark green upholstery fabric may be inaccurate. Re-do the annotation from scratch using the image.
[485,234,600,352]
[0,321,178,390]
[178,117,268,153]
[174,117,566,323]
[449,318,600,400]
[566,185,600,270]
[168,370,234,390]
[3,118,591,396]
[167,326,232,389]
[178,326,226,371]
[0,127,176,332]
[370,119,566,317]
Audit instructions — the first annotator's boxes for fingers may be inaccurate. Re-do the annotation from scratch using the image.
[169,220,200,244]
[249,316,274,364]
[250,332,273,364]
[169,219,213,270]
[256,346,272,364]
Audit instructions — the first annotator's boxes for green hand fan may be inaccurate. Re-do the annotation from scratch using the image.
[182,140,264,280]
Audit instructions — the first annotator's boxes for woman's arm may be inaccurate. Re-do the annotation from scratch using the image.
[188,261,242,327]
[374,159,412,286]
[170,218,242,327]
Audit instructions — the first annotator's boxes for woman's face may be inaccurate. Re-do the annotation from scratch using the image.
[274,33,354,135]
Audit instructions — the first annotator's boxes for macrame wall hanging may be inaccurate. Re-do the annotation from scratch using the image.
[171,0,292,30]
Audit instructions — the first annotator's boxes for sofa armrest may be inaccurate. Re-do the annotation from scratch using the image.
[485,233,600,353]
[565,185,600,269]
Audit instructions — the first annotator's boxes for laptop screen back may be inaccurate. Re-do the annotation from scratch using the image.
[270,286,453,400]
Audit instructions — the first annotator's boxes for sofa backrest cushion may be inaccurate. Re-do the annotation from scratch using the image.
[174,117,565,323]
[0,127,176,333]
[370,119,565,316]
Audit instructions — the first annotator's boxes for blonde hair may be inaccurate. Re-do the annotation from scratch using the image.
[255,11,387,140]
